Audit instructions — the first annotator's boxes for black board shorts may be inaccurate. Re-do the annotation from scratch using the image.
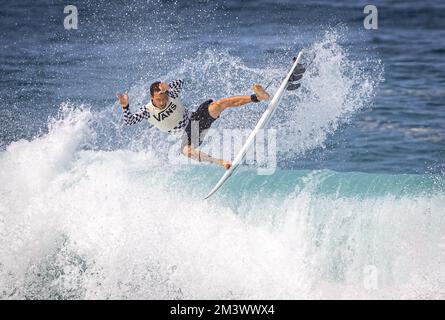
[181,99,219,149]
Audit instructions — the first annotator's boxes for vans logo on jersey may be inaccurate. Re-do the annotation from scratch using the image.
[153,102,177,121]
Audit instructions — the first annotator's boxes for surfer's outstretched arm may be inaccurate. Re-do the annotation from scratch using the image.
[182,145,231,170]
[122,105,150,125]
[116,90,150,125]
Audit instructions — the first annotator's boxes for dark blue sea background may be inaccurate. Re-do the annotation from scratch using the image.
[1,0,444,173]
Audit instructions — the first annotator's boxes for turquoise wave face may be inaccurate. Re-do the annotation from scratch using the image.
[174,166,445,202]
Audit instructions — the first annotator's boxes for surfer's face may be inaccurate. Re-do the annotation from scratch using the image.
[151,91,168,109]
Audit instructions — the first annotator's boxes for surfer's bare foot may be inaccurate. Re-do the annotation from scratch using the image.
[220,160,232,170]
[252,84,270,101]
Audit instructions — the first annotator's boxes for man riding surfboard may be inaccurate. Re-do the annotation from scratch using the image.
[116,81,270,169]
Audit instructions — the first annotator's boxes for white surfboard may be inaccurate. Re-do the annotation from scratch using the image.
[204,51,304,199]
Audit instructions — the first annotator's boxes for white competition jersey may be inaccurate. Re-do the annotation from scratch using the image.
[146,96,189,134]
[122,80,189,134]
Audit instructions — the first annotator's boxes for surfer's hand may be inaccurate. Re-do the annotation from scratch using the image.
[116,90,129,108]
[158,82,169,94]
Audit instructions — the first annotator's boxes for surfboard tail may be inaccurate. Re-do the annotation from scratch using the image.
[204,170,233,199]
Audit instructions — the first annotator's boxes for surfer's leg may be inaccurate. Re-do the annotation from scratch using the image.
[182,145,231,170]
[208,96,251,119]
[180,115,231,170]
[208,84,269,119]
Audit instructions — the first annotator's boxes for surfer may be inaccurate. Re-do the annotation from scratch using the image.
[116,81,270,170]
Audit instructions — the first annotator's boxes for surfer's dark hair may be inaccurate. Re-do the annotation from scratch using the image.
[150,81,161,96]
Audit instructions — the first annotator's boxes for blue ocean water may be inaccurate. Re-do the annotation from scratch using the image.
[0,0,444,299]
